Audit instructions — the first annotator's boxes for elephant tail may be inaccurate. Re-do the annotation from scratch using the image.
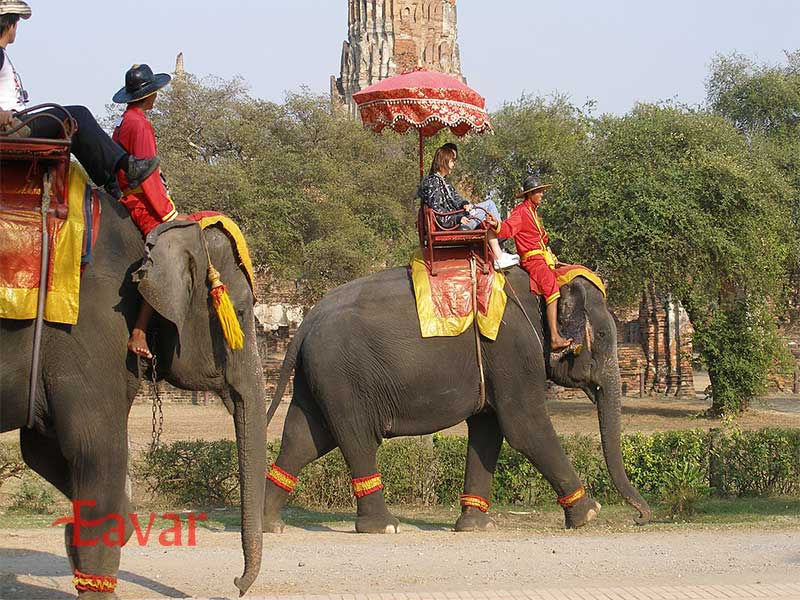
[266,323,307,426]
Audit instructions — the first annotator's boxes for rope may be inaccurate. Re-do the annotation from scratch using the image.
[470,255,486,412]
[504,275,544,353]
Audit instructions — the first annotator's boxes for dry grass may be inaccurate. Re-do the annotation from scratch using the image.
[3,372,798,455]
[120,390,800,454]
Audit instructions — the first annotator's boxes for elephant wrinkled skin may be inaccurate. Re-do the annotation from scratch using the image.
[263,266,650,535]
[0,194,266,598]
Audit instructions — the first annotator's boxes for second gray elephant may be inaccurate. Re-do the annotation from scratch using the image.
[263,266,651,534]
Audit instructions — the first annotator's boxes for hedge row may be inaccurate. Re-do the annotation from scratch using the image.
[135,428,800,509]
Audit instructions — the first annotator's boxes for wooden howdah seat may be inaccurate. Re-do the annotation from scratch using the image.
[0,104,77,213]
[417,202,490,275]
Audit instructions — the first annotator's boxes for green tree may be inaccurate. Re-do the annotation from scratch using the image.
[459,95,794,414]
[458,93,590,216]
[706,51,800,310]
[550,104,794,414]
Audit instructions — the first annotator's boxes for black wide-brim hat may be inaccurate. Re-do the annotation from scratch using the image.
[515,174,553,199]
[113,64,171,104]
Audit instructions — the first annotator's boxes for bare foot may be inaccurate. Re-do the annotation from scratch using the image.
[551,335,573,351]
[127,328,152,359]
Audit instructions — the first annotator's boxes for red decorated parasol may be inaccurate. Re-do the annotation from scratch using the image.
[352,67,493,178]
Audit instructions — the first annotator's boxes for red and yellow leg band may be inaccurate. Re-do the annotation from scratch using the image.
[73,569,118,593]
[557,486,586,508]
[266,464,298,493]
[459,494,490,513]
[352,473,383,498]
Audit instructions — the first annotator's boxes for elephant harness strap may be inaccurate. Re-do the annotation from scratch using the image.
[469,256,486,412]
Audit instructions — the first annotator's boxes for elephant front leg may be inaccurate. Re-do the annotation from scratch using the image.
[455,412,503,532]
[60,428,130,598]
[498,408,601,529]
[353,475,399,534]
[22,427,134,597]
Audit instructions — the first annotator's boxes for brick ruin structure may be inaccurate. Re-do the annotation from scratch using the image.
[331,0,464,116]
[613,287,695,398]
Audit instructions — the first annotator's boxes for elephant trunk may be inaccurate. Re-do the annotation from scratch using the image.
[596,360,652,525]
[231,358,267,596]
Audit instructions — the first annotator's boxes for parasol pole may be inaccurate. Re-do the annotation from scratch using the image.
[418,129,424,181]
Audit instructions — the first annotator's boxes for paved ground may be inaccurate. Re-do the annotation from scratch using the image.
[2,524,799,599]
[179,584,800,600]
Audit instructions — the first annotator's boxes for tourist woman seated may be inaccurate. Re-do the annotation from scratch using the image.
[418,143,519,270]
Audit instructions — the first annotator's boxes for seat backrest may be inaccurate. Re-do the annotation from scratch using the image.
[0,104,76,210]
[0,138,71,213]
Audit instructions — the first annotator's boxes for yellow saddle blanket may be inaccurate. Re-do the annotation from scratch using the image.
[187,211,256,299]
[410,249,507,340]
[0,163,88,324]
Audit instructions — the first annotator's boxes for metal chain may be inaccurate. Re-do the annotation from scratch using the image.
[149,353,163,451]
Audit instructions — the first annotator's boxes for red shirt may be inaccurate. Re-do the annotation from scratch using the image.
[112,106,176,235]
[493,199,549,257]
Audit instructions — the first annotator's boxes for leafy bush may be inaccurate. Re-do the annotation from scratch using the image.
[378,437,438,506]
[431,435,467,504]
[660,461,711,518]
[133,428,800,510]
[562,435,615,503]
[493,442,547,505]
[710,428,800,497]
[134,440,240,507]
[288,448,353,509]
[0,442,27,490]
[9,473,56,513]
[621,429,710,498]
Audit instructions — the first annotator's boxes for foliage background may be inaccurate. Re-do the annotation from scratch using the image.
[115,50,800,414]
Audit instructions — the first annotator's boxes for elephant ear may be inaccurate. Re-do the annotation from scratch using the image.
[133,221,202,333]
[557,279,589,347]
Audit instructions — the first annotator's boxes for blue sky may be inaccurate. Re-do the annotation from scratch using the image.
[9,0,799,118]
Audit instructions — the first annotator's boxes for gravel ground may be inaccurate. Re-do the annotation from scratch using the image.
[2,522,799,599]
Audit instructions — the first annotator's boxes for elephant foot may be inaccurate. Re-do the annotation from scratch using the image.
[564,494,601,529]
[262,518,286,534]
[355,513,400,534]
[454,508,497,532]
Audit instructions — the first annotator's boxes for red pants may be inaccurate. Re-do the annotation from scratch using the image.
[120,193,175,236]
[522,256,560,305]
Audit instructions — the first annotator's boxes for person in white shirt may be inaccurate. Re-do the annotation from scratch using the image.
[0,0,159,196]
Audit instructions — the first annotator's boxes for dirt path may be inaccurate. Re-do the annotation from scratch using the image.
[2,521,799,599]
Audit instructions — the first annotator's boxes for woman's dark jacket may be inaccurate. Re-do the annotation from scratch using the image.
[418,173,468,229]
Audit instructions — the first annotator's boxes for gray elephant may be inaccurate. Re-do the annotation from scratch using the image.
[0,195,266,598]
[262,266,651,534]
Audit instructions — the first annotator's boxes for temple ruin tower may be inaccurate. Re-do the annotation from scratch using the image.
[175,52,185,79]
[331,0,464,116]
